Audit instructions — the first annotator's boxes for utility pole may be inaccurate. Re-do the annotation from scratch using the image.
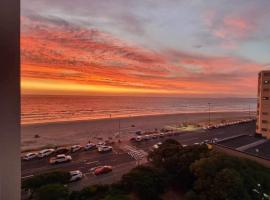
[118,119,121,139]
[208,103,211,126]
[248,104,251,119]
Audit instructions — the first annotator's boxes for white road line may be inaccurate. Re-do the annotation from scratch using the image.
[21,174,34,179]
[179,137,199,143]
[85,161,99,165]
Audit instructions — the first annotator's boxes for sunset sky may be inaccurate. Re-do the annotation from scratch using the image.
[21,0,270,97]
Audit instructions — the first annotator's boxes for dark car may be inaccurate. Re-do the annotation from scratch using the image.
[54,147,70,155]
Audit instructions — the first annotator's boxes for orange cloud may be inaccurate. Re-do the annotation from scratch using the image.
[21,15,264,97]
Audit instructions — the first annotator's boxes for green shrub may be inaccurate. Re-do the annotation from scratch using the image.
[36,184,69,200]
[22,171,71,190]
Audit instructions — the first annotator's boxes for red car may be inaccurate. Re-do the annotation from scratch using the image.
[94,166,112,175]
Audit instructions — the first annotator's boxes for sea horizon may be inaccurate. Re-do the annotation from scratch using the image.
[21,95,257,125]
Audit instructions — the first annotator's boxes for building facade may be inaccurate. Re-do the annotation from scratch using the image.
[256,71,270,139]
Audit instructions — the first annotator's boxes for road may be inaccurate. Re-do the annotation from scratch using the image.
[21,121,255,190]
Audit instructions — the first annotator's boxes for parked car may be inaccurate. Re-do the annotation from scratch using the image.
[54,147,70,155]
[71,145,82,153]
[38,149,55,158]
[94,166,112,175]
[84,143,96,151]
[98,145,113,152]
[151,134,158,139]
[211,138,219,143]
[135,136,143,142]
[22,152,38,161]
[159,133,165,138]
[49,154,72,164]
[153,142,162,149]
[135,130,142,135]
[97,142,106,147]
[69,170,83,182]
[143,135,151,140]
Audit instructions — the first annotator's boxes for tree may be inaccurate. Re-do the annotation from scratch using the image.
[69,185,109,200]
[190,153,270,200]
[148,139,210,187]
[22,171,71,191]
[36,184,69,200]
[121,166,165,200]
[101,194,130,200]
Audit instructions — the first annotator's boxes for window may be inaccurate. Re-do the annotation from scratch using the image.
[262,120,268,124]
[263,88,269,92]
[262,112,268,115]
[264,80,270,84]
[262,97,269,100]
[264,72,270,77]
[262,128,267,131]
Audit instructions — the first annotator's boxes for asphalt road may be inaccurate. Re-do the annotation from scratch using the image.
[21,121,255,190]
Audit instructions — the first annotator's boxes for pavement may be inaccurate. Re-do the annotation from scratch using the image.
[21,120,257,191]
[218,135,262,149]
[244,140,270,160]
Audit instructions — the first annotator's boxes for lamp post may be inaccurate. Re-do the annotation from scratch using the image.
[208,103,211,127]
[118,119,121,140]
[248,104,251,119]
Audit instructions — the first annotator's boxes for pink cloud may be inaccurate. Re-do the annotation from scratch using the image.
[203,10,256,49]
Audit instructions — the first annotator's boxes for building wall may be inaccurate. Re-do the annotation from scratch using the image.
[256,71,270,139]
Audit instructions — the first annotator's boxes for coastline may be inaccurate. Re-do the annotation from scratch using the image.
[21,111,255,151]
[21,110,255,127]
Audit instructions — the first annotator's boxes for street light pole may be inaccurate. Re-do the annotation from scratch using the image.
[208,103,211,126]
[118,119,121,139]
[248,104,251,119]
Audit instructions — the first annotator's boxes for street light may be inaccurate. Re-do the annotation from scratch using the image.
[252,183,269,200]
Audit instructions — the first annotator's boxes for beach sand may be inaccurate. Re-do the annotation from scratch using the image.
[21,111,255,151]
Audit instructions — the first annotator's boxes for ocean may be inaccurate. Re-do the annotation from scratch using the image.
[21,95,257,125]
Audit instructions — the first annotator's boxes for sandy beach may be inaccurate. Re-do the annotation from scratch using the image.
[21,111,255,151]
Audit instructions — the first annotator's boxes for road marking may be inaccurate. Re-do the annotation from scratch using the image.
[179,137,199,143]
[85,160,99,165]
[21,174,34,179]
[122,145,147,161]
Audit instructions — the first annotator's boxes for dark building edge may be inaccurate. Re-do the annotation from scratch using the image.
[0,0,21,199]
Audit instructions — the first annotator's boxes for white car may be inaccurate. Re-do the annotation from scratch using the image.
[153,142,162,149]
[97,142,106,147]
[71,145,82,153]
[98,145,113,152]
[49,154,72,164]
[69,170,83,182]
[135,136,143,142]
[22,152,38,161]
[84,143,96,151]
[38,149,55,158]
[159,133,165,138]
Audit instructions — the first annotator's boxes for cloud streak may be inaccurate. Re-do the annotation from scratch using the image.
[20,0,270,97]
